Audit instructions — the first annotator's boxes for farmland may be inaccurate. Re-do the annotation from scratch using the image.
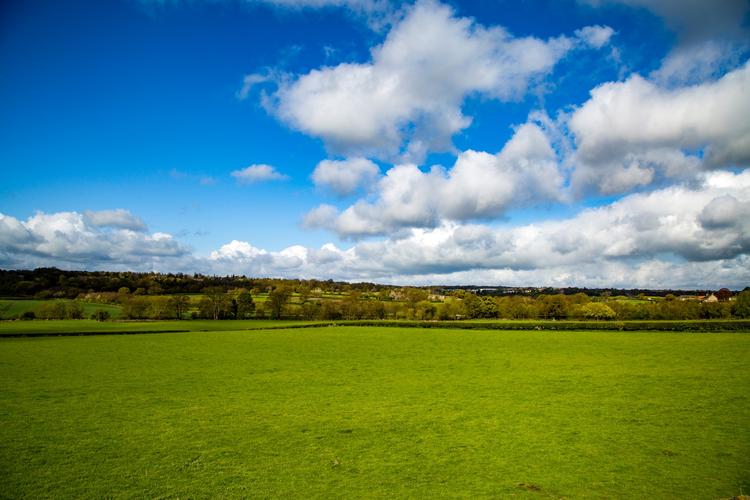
[3,269,748,323]
[0,298,124,320]
[1,325,748,498]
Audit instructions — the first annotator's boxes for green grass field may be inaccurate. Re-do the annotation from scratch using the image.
[0,319,325,336]
[1,327,748,498]
[3,318,750,337]
[0,299,124,320]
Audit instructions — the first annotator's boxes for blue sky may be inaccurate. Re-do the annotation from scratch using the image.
[1,0,749,288]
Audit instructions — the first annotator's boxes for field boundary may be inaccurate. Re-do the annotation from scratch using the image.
[2,318,750,337]
[0,322,337,338]
[339,319,750,331]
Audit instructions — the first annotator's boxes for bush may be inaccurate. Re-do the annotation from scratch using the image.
[91,310,111,322]
[731,290,750,318]
[579,303,616,320]
[67,301,84,319]
[35,301,67,320]
[336,319,750,332]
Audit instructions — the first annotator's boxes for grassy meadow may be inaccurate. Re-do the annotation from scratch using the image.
[0,319,326,336]
[0,298,124,320]
[1,326,748,498]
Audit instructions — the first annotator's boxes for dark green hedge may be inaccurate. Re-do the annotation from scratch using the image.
[338,319,750,332]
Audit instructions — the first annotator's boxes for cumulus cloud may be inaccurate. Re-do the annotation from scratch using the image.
[311,158,380,196]
[574,25,615,49]
[262,0,608,161]
[698,195,750,230]
[83,209,147,231]
[650,40,747,86]
[0,211,189,270]
[231,164,289,184]
[207,239,365,279]
[304,120,566,237]
[213,171,750,287]
[581,0,750,84]
[569,61,750,194]
[2,171,749,287]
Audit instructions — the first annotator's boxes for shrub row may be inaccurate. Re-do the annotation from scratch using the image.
[339,319,750,332]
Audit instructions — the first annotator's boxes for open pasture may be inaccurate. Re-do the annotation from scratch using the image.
[3,318,750,337]
[0,299,124,320]
[0,319,325,336]
[1,326,748,498]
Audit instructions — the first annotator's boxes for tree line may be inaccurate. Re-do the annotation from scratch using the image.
[2,268,748,321]
[0,268,732,300]
[84,287,750,321]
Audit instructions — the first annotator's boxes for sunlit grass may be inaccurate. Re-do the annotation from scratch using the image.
[1,327,748,498]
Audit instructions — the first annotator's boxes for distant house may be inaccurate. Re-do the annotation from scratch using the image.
[678,295,702,301]
[703,294,719,303]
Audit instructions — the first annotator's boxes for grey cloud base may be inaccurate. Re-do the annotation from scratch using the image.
[2,171,749,288]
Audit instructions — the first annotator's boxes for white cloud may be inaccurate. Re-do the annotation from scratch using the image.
[698,194,750,230]
[0,214,39,250]
[574,25,615,49]
[140,0,395,26]
[581,0,748,40]
[302,204,340,229]
[256,0,396,30]
[581,0,750,84]
[265,0,606,161]
[211,171,750,287]
[311,158,380,196]
[650,40,743,86]
[304,120,566,236]
[569,61,750,194]
[83,209,147,231]
[236,73,270,100]
[0,211,189,270]
[231,164,289,184]
[2,171,749,287]
[209,240,268,261]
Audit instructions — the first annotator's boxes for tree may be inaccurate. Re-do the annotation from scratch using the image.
[319,301,342,320]
[700,302,731,319]
[66,301,84,319]
[462,293,483,319]
[122,296,149,319]
[267,286,291,319]
[539,295,568,319]
[168,295,190,319]
[716,288,732,301]
[92,310,110,322]
[297,285,311,305]
[731,290,750,318]
[202,287,228,320]
[233,289,255,319]
[147,297,172,319]
[580,302,616,320]
[301,300,320,320]
[36,301,67,319]
[404,287,429,305]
